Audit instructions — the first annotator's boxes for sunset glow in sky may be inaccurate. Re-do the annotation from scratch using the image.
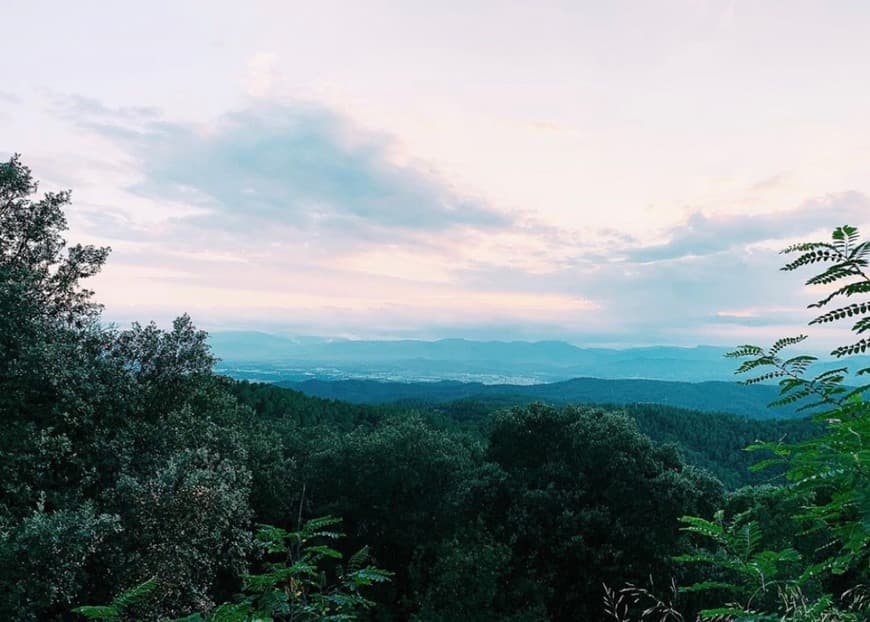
[3,1,870,346]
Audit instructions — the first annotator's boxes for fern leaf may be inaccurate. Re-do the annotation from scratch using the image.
[677,580,738,594]
[725,345,765,358]
[769,335,807,356]
[809,302,870,325]
[781,249,837,271]
[811,367,849,381]
[678,516,728,544]
[71,606,119,621]
[110,578,158,611]
[348,546,370,571]
[810,280,870,308]
[781,240,836,256]
[783,354,818,366]
[744,371,786,384]
[805,264,859,286]
[848,239,870,261]
[347,568,393,585]
[735,357,776,374]
[306,545,343,559]
[831,338,870,357]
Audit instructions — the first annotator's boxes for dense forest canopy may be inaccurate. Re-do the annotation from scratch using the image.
[1,155,867,621]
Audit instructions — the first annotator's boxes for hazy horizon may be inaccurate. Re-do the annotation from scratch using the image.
[4,1,870,349]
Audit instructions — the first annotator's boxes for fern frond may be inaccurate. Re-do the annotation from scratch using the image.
[737,521,763,560]
[805,265,861,286]
[780,241,835,256]
[809,367,849,382]
[744,371,786,385]
[769,388,812,408]
[346,568,393,585]
[782,355,817,376]
[71,606,119,621]
[677,580,737,594]
[735,357,777,374]
[809,302,870,325]
[832,224,859,246]
[726,345,765,358]
[843,384,870,401]
[306,545,343,559]
[781,248,838,271]
[848,240,870,261]
[303,516,343,531]
[831,338,870,357]
[348,546,370,571]
[810,280,870,308]
[110,578,158,611]
[769,336,808,356]
[679,516,728,544]
[795,399,831,413]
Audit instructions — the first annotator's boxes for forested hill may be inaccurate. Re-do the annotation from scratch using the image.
[277,376,803,419]
[228,380,818,490]
[4,155,865,621]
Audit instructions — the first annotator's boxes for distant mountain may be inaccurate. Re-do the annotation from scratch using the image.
[210,333,870,384]
[278,377,806,420]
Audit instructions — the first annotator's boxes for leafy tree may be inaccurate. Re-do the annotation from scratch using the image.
[74,517,391,622]
[0,156,279,620]
[0,153,109,327]
[0,154,113,518]
[410,524,546,622]
[304,416,478,620]
[0,504,121,621]
[674,225,870,621]
[471,403,723,620]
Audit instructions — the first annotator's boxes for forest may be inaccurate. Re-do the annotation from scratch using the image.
[1,154,867,621]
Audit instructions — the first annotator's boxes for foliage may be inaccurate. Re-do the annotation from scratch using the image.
[0,504,121,621]
[10,155,847,621]
[468,404,724,620]
[198,516,391,621]
[73,579,159,621]
[74,517,391,622]
[675,510,802,617]
[0,153,109,327]
[674,225,870,621]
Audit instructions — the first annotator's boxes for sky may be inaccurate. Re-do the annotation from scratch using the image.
[2,0,870,347]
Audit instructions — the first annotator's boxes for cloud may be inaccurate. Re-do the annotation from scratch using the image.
[63,100,511,238]
[245,52,281,97]
[44,95,870,348]
[627,192,870,262]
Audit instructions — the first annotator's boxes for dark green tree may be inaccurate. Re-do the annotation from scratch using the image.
[472,404,723,621]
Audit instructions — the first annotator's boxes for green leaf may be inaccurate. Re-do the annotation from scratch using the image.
[111,577,159,611]
[72,606,120,621]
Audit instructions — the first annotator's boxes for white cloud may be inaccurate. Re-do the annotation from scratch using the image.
[244,52,281,98]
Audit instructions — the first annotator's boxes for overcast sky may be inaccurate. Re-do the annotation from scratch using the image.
[2,0,869,347]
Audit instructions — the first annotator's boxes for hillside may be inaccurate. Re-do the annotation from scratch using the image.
[277,376,805,419]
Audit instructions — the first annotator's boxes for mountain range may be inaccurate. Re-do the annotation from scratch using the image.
[210,332,867,385]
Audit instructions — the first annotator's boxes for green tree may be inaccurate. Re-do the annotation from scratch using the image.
[473,404,723,621]
[675,225,870,621]
[0,156,288,620]
[304,416,478,620]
